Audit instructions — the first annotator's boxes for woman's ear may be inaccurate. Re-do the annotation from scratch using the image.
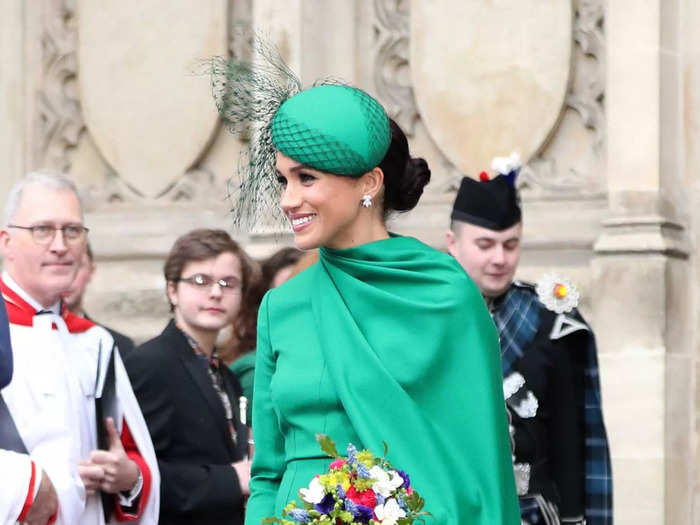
[360,167,384,199]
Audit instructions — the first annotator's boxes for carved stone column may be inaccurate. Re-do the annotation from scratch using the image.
[682,0,700,517]
[593,0,692,522]
[0,0,26,193]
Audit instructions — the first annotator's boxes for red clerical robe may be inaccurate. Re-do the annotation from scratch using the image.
[0,276,160,524]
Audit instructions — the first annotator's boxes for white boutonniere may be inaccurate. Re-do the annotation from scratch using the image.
[535,273,579,314]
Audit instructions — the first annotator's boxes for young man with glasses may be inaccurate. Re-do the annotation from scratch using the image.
[0,171,159,524]
[125,229,254,525]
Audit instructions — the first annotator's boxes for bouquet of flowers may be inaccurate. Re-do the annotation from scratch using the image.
[262,434,431,525]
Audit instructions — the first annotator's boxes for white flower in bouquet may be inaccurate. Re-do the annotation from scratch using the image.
[374,498,407,525]
[299,476,325,504]
[369,465,404,497]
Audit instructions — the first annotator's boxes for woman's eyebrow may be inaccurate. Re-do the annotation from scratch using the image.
[288,163,312,172]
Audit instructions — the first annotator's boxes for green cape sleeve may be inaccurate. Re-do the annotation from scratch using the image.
[310,237,519,524]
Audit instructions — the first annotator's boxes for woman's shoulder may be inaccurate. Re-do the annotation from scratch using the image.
[262,262,319,311]
[229,351,256,374]
[400,236,476,285]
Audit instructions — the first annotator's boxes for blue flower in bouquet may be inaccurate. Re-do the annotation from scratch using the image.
[336,484,346,499]
[343,498,373,523]
[314,493,334,515]
[287,508,310,522]
[356,462,371,479]
[397,469,410,489]
[347,443,358,465]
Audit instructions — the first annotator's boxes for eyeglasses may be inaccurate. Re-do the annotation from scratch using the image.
[7,224,89,244]
[177,273,241,293]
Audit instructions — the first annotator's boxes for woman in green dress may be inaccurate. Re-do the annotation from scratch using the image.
[233,82,520,525]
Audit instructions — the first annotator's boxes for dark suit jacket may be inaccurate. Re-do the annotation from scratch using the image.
[0,300,12,388]
[84,313,136,359]
[125,320,248,525]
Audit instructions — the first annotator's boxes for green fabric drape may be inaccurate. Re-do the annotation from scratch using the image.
[229,351,256,424]
[245,235,519,525]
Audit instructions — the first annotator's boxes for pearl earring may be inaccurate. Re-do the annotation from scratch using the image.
[361,194,373,208]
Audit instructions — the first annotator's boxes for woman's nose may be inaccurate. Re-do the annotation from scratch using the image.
[280,183,301,212]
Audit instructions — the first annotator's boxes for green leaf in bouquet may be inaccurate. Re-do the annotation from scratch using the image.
[405,491,426,512]
[396,518,413,525]
[260,518,281,525]
[383,441,389,459]
[316,433,340,459]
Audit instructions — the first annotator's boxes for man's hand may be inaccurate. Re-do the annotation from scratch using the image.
[23,470,58,525]
[86,417,139,494]
[77,461,104,496]
[232,459,252,497]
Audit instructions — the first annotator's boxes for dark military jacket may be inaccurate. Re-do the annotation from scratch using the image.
[491,280,612,525]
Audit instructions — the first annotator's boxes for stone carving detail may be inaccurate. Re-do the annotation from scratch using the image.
[38,0,234,204]
[36,0,85,172]
[518,0,605,196]
[372,0,418,135]
[162,169,224,202]
[569,0,605,151]
[229,0,253,60]
[373,0,605,197]
[82,168,222,206]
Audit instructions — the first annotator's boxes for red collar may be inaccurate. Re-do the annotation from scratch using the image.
[0,278,95,333]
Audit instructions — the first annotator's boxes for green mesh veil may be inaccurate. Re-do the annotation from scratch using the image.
[207,38,301,230]
[207,39,390,231]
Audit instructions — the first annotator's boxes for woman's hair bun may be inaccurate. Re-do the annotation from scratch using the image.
[380,118,431,214]
[388,157,431,212]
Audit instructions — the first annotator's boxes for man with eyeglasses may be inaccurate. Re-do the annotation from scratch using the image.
[0,171,159,524]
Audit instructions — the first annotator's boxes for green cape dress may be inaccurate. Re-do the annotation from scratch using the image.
[245,235,519,525]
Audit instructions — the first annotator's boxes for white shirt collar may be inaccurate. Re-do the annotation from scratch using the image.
[2,271,62,315]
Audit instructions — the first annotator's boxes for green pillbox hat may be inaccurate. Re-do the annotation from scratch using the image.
[271,84,391,177]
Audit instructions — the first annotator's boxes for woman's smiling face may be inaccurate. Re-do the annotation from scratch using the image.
[276,152,366,250]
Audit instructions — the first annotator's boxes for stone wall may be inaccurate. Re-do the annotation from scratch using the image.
[0,0,697,522]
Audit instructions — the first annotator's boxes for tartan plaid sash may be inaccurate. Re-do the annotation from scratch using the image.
[492,283,613,524]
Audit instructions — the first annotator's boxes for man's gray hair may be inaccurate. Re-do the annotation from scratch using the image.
[4,170,84,226]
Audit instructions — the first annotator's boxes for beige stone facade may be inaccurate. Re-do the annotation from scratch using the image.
[0,0,698,522]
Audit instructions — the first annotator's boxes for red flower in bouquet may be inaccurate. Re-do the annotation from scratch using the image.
[345,486,376,509]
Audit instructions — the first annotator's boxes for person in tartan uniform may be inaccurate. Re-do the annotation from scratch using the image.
[445,154,613,525]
